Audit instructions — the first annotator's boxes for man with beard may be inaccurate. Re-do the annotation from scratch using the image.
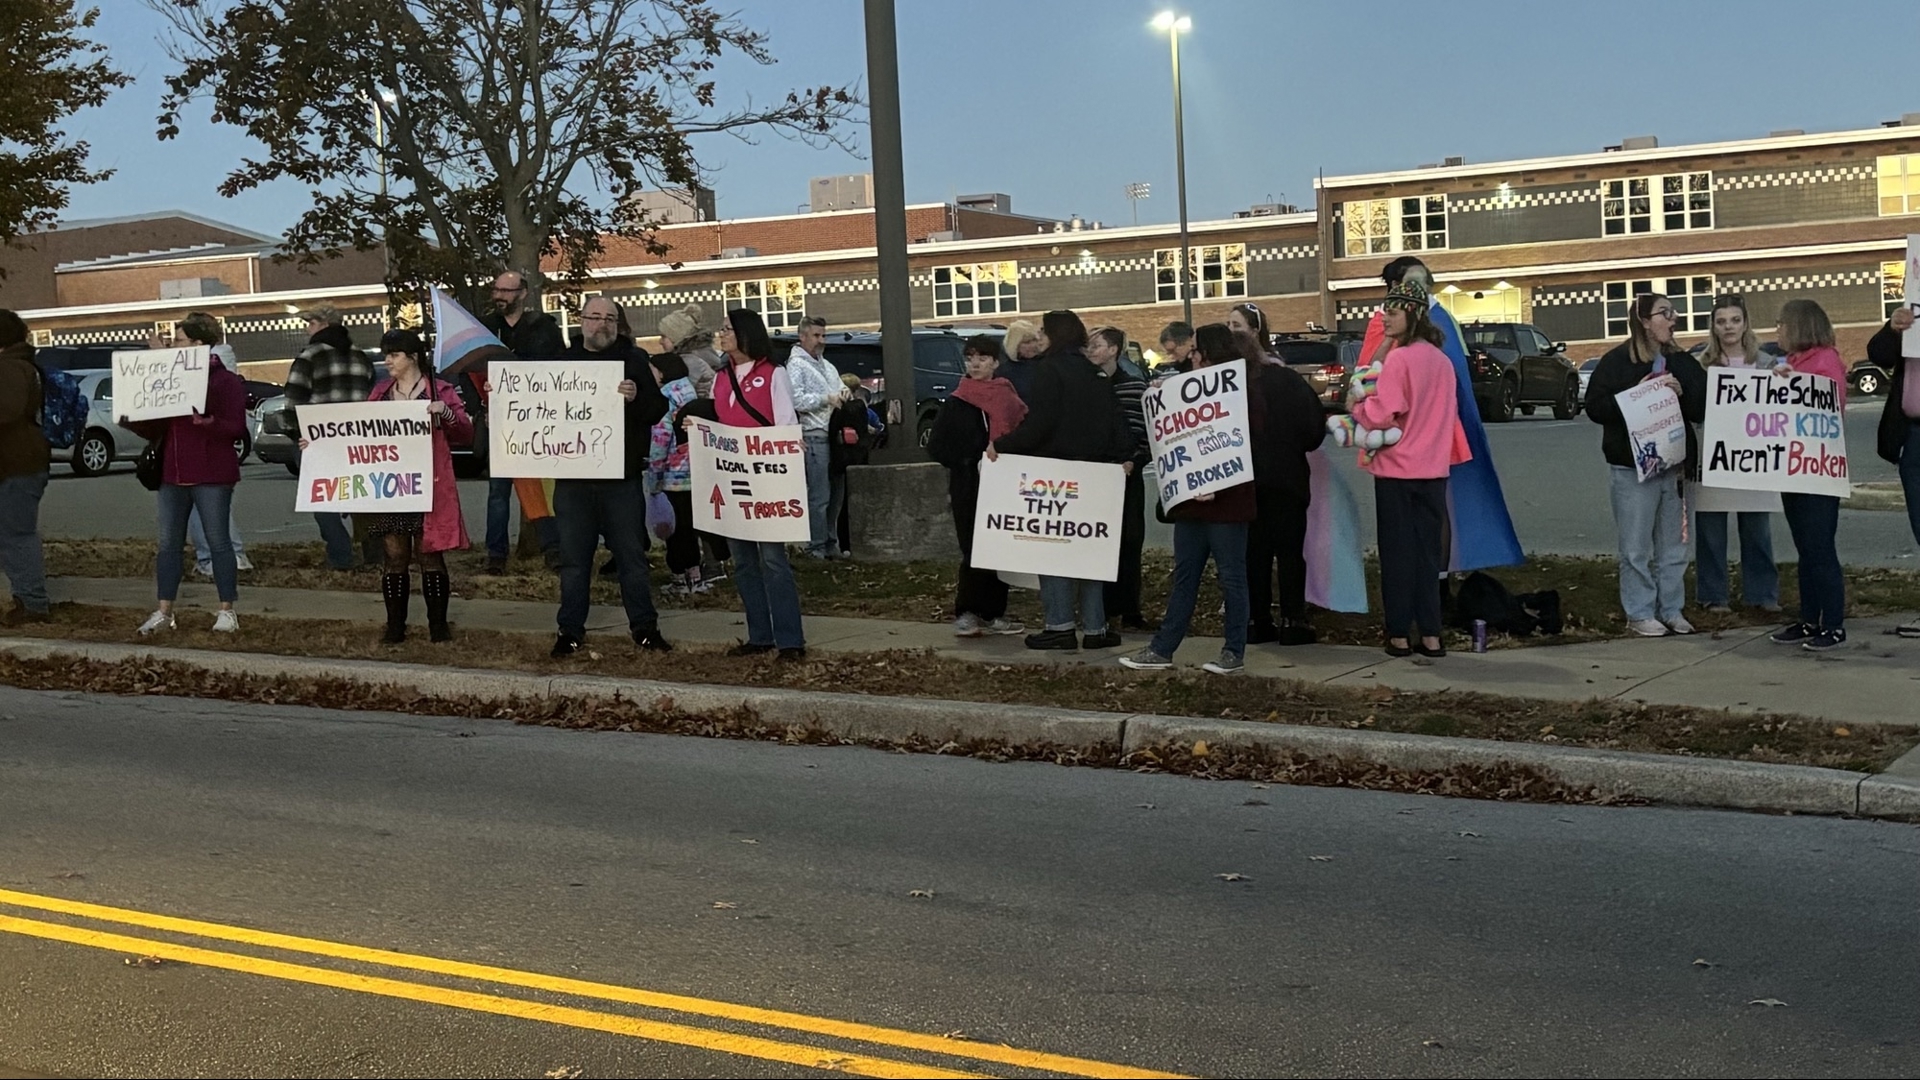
[480,269,566,572]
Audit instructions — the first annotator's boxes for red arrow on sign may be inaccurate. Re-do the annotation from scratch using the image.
[709,484,726,519]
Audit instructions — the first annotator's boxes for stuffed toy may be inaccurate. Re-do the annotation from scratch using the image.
[1325,359,1402,460]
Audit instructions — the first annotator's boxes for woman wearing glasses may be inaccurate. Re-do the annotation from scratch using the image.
[1690,295,1780,615]
[1585,293,1709,637]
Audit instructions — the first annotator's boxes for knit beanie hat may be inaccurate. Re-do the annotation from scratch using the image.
[1382,280,1429,312]
[657,304,704,348]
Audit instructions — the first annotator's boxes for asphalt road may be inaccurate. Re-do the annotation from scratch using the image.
[2,687,1918,1078]
[39,403,1918,566]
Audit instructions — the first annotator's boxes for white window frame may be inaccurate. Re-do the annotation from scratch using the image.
[1877,155,1920,216]
[724,277,806,330]
[1603,275,1715,338]
[1155,243,1248,303]
[1603,172,1713,236]
[29,329,52,348]
[931,262,1018,319]
[1341,195,1448,257]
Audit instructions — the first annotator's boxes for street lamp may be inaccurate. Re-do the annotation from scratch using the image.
[1124,181,1151,226]
[1152,11,1193,327]
[365,89,398,290]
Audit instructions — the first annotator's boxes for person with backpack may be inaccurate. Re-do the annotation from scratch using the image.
[825,372,873,557]
[0,311,52,626]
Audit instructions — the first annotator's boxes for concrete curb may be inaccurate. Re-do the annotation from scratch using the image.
[2,638,1910,821]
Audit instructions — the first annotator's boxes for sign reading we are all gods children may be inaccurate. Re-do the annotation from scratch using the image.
[1144,359,1254,510]
[1701,367,1850,497]
[112,345,211,423]
[295,401,434,514]
[969,454,1124,581]
[687,418,809,543]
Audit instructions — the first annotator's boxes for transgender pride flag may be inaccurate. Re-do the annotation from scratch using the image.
[430,287,513,375]
[1304,448,1369,613]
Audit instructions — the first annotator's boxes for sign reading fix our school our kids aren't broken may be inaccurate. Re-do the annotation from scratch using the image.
[1701,368,1850,498]
[687,417,810,543]
[969,454,1125,581]
[1143,359,1254,511]
[294,401,434,514]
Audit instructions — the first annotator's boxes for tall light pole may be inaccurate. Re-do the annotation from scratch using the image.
[366,89,397,290]
[1152,11,1193,327]
[864,0,914,462]
[1124,181,1151,227]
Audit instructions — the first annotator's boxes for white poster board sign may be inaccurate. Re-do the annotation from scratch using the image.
[1904,234,1920,356]
[1701,368,1851,498]
[1616,380,1687,482]
[1143,359,1255,510]
[687,418,809,542]
[294,401,434,514]
[487,360,625,478]
[970,454,1125,582]
[112,346,211,422]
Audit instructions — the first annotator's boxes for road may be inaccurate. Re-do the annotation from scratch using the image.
[39,404,1919,566]
[3,687,1917,1078]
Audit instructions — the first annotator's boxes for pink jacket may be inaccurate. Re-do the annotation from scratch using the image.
[1352,340,1468,480]
[1783,345,1848,411]
[369,376,472,554]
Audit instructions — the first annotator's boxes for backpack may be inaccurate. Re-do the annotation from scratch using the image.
[1449,571,1563,638]
[34,361,89,450]
[827,397,874,473]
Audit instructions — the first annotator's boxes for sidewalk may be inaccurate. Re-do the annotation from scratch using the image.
[48,575,1920,733]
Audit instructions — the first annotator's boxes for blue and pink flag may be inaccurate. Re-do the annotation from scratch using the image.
[430,287,513,375]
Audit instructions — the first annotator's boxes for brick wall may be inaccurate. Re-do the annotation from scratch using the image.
[1,216,265,310]
[57,260,254,307]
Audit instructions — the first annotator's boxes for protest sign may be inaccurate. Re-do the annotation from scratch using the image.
[1144,359,1255,510]
[970,454,1125,581]
[1905,234,1920,356]
[1701,367,1850,498]
[294,401,434,514]
[111,346,210,423]
[1615,380,1687,481]
[487,360,624,478]
[687,418,809,543]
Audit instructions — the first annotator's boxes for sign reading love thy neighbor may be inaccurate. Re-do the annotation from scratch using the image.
[1144,359,1254,510]
[1701,367,1850,497]
[687,417,809,543]
[295,401,434,514]
[488,360,624,478]
[1615,379,1687,482]
[970,453,1125,581]
[112,345,211,422]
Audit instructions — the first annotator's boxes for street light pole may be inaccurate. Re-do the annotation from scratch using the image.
[1154,12,1193,327]
[864,0,914,463]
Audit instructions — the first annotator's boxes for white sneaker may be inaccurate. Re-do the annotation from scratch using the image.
[1664,615,1695,635]
[953,613,985,637]
[691,578,712,595]
[1628,619,1670,637]
[212,610,239,633]
[235,554,255,572]
[194,563,213,579]
[136,610,175,636]
[986,617,1026,635]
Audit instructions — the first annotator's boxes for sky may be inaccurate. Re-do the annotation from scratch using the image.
[55,0,1920,238]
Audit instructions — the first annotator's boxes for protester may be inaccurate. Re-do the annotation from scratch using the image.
[128,332,250,636]
[480,269,563,574]
[1157,321,1195,375]
[1225,303,1275,360]
[1118,323,1259,675]
[283,304,374,570]
[1691,295,1780,614]
[826,371,876,554]
[647,352,715,594]
[1350,281,1464,658]
[0,311,51,626]
[989,309,1136,651]
[711,307,807,659]
[786,316,847,559]
[1584,292,1708,638]
[1768,300,1849,651]
[657,304,721,398]
[999,318,1045,400]
[176,313,254,576]
[1087,326,1153,631]
[926,334,1028,637]
[1869,305,1920,638]
[1242,329,1329,645]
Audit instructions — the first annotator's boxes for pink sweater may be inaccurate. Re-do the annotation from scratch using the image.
[1351,340,1465,480]
[1783,345,1847,411]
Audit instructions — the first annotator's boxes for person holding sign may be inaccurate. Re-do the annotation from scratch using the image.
[1766,301,1851,651]
[1585,293,1708,638]
[1088,326,1153,632]
[712,308,807,659]
[1691,295,1781,615]
[926,334,1029,637]
[1868,305,1920,638]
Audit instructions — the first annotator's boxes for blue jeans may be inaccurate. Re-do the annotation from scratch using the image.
[727,537,805,648]
[0,471,49,613]
[1608,466,1688,623]
[486,477,559,560]
[1152,520,1249,659]
[1039,575,1107,635]
[803,429,833,555]
[1901,422,1920,547]
[313,511,355,569]
[190,505,246,566]
[554,477,658,640]
[1781,492,1844,630]
[1694,511,1777,608]
[157,484,237,603]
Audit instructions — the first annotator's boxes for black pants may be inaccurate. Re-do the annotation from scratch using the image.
[1103,469,1146,621]
[1247,486,1310,628]
[1375,476,1448,640]
[949,472,1008,620]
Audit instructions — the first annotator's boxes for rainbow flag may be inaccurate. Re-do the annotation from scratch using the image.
[1304,447,1369,613]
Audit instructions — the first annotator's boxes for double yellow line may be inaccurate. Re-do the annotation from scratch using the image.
[0,888,1185,1079]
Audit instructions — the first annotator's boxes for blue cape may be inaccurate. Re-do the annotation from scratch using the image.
[1428,302,1524,571]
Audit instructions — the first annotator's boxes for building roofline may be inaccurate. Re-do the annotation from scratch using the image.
[56,243,275,273]
[48,209,278,244]
[1325,238,1904,291]
[644,201,1053,233]
[14,281,383,322]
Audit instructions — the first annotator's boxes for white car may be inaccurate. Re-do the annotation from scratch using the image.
[66,369,258,476]
[1575,357,1601,413]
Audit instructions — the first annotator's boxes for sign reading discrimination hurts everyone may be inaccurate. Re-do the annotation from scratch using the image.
[1143,359,1254,510]
[294,401,434,514]
[487,360,625,479]
[111,345,211,423]
[1701,367,1850,498]
[969,454,1125,582]
[687,418,809,543]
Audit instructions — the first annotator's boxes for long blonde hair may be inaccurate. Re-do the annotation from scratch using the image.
[1002,319,1039,359]
[1701,295,1759,367]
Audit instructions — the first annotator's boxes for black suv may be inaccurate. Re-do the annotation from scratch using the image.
[1462,322,1580,422]
[772,327,1002,448]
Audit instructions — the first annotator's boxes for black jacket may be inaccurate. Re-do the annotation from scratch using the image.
[1869,320,1915,464]
[1584,342,1708,477]
[926,394,991,506]
[993,350,1135,464]
[484,308,566,361]
[564,339,666,479]
[1250,362,1327,504]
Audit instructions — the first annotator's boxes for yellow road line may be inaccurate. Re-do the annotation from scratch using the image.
[0,888,1186,1079]
[0,913,984,1079]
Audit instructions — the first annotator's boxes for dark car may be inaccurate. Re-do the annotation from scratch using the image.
[1463,322,1580,422]
[30,344,125,372]
[772,327,1000,448]
[1848,360,1892,396]
[1271,333,1363,412]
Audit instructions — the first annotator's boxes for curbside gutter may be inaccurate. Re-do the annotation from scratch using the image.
[3,637,1913,822]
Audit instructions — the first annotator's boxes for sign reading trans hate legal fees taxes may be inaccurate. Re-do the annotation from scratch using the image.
[687,418,809,543]
[1143,359,1254,510]
[969,453,1125,582]
[294,401,434,514]
[1701,367,1850,498]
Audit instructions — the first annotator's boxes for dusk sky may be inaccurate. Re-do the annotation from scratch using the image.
[60,0,1920,237]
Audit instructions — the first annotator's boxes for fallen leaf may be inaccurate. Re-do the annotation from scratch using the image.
[1308,855,1334,862]
[908,889,935,899]
[1243,798,1270,806]
[1457,830,1483,838]
[1422,1039,1444,1049]
[545,1069,583,1080]
[1692,958,1716,968]
[124,955,165,968]
[941,1030,969,1040]
[587,651,602,661]
[1251,783,1269,789]
[1136,803,1156,810]
[711,901,737,909]
[1747,998,1788,1007]
[1191,740,1210,757]
[739,838,759,844]
[1215,872,1250,882]
[1833,726,1851,737]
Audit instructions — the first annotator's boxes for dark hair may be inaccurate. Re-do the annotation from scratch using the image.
[1382,256,1427,285]
[380,327,427,358]
[1158,320,1193,345]
[962,333,1002,359]
[1387,305,1446,349]
[1091,326,1127,355]
[725,307,774,363]
[1230,303,1270,351]
[1040,309,1088,352]
[1191,323,1238,368]
[0,310,29,349]
[651,351,690,384]
[180,312,223,345]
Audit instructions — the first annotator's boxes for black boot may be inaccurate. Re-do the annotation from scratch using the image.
[381,573,409,644]
[422,570,452,643]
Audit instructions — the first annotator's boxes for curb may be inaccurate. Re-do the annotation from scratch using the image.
[2,638,1911,822]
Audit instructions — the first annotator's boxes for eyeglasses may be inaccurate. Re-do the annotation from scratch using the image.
[1650,308,1677,320]
[580,314,619,324]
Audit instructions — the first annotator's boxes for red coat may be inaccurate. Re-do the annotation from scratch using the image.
[369,376,472,553]
[128,364,249,486]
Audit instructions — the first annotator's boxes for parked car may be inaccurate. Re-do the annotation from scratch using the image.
[67,370,257,475]
[771,328,996,448]
[1576,357,1601,412]
[1271,332,1363,413]
[32,344,126,372]
[1849,359,1892,396]
[1462,322,1580,422]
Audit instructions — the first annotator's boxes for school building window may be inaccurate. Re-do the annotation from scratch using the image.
[1603,173,1713,235]
[1883,260,1907,317]
[723,277,806,330]
[932,262,1018,318]
[1155,243,1247,303]
[1878,155,1920,216]
[1341,196,1448,256]
[1603,275,1715,338]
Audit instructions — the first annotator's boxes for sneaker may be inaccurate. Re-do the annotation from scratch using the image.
[953,613,986,637]
[1024,629,1079,651]
[1628,619,1670,637]
[690,578,713,595]
[1080,629,1123,650]
[1664,615,1695,635]
[1117,647,1172,671]
[702,562,729,584]
[985,617,1026,635]
[727,642,775,657]
[633,628,672,652]
[1202,650,1245,675]
[136,610,176,635]
[234,554,255,572]
[776,646,808,661]
[194,562,213,579]
[551,634,584,658]
[1895,617,1920,640]
[481,558,507,576]
[1802,628,1848,652]
[1770,622,1818,645]
[211,610,239,634]
[1703,603,1732,615]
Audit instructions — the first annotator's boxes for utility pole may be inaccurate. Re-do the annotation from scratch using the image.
[864,0,915,461]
